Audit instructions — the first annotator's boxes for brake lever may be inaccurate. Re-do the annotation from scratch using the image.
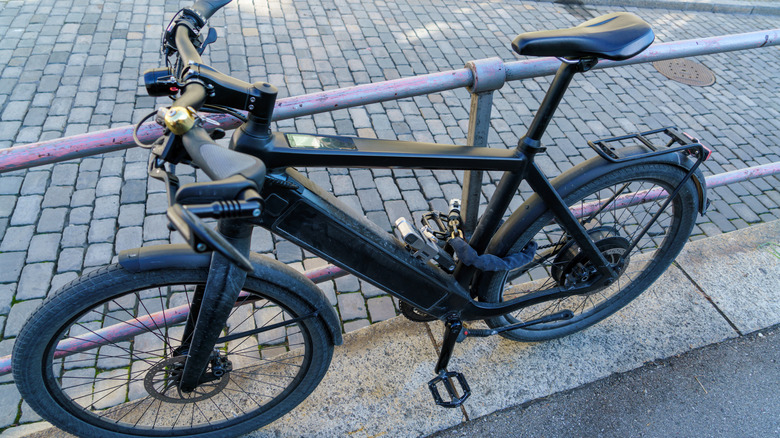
[198,28,218,55]
[167,203,254,272]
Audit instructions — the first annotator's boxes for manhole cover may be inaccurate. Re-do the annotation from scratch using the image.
[652,58,716,86]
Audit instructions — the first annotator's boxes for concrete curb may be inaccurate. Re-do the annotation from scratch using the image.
[13,220,780,438]
[534,0,780,16]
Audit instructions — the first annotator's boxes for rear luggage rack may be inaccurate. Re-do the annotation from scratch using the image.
[588,126,711,163]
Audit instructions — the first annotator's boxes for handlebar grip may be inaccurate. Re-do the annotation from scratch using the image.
[181,126,266,186]
[191,0,232,21]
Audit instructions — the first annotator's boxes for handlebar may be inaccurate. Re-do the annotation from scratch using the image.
[175,25,203,74]
[154,0,268,271]
[191,0,232,22]
[167,13,266,188]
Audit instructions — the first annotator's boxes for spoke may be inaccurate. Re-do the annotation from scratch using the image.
[66,324,157,367]
[110,292,174,350]
[158,287,172,355]
[172,402,187,429]
[225,376,275,405]
[229,354,305,370]
[193,402,212,427]
[137,294,175,353]
[132,392,158,427]
[207,393,231,421]
[226,308,284,355]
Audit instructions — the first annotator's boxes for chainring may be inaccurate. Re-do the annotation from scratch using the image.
[400,301,437,322]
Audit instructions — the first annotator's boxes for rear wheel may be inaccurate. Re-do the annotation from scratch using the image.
[479,163,699,341]
[13,264,333,437]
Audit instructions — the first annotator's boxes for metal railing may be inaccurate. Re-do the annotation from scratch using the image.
[1,29,779,227]
[1,27,780,375]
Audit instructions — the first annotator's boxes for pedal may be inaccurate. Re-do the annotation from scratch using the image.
[428,371,471,408]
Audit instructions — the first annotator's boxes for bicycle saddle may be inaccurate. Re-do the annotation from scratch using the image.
[512,12,654,61]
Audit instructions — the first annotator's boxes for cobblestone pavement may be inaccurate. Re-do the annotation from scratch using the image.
[0,0,779,433]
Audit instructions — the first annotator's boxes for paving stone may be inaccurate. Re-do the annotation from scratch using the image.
[26,233,60,262]
[115,226,142,253]
[356,188,383,212]
[9,194,42,225]
[0,383,20,428]
[61,224,88,247]
[145,192,168,215]
[0,284,14,315]
[41,186,73,207]
[120,179,146,204]
[16,262,54,300]
[36,207,67,232]
[68,206,92,225]
[19,400,42,424]
[50,272,79,293]
[331,174,355,196]
[374,177,402,200]
[4,299,43,338]
[96,176,122,197]
[343,318,370,333]
[70,188,96,207]
[0,176,22,195]
[118,203,145,227]
[58,247,84,273]
[359,280,387,298]
[250,227,274,253]
[88,218,115,243]
[143,214,169,241]
[338,292,367,321]
[335,275,360,293]
[50,163,78,186]
[0,225,34,251]
[84,243,113,267]
[93,195,119,219]
[275,241,302,263]
[0,196,15,217]
[367,296,396,322]
[318,281,338,306]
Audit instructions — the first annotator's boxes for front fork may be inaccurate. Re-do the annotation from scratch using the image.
[177,219,252,392]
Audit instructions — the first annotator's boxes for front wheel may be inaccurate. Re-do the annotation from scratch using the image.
[13,264,334,437]
[479,163,699,342]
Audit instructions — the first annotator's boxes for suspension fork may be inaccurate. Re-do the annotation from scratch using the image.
[178,219,252,392]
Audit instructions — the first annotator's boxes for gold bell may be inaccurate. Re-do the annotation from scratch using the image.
[164,106,196,135]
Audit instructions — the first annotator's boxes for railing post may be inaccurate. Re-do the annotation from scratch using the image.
[461,58,506,234]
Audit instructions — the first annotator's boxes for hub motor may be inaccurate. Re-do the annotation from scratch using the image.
[550,227,631,291]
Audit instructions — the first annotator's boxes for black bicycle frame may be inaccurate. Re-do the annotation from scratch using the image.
[220,60,615,321]
[171,60,617,328]
[177,58,676,389]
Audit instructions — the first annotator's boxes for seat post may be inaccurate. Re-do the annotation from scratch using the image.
[522,59,593,144]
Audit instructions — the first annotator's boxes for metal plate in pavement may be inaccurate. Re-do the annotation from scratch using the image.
[652,59,716,87]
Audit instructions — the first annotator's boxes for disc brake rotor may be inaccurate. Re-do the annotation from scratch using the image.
[144,356,230,404]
